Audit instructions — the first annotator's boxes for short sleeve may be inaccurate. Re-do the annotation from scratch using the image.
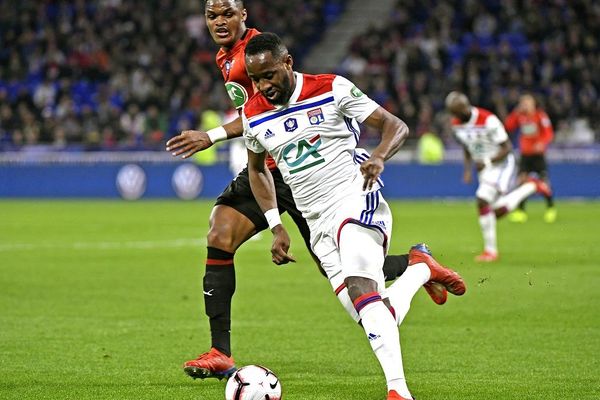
[242,113,265,154]
[485,114,509,144]
[332,76,380,123]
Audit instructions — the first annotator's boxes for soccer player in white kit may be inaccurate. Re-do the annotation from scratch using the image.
[445,92,552,262]
[243,33,466,400]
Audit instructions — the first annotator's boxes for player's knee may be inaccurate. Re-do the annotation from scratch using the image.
[344,276,377,302]
[206,225,237,253]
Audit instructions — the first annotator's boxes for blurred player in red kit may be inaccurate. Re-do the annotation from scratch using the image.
[505,94,556,223]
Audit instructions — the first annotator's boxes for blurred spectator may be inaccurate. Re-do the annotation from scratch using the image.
[338,0,599,147]
[0,0,344,152]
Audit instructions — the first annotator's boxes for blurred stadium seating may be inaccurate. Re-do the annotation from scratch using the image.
[0,0,597,154]
[0,0,346,152]
[336,0,599,147]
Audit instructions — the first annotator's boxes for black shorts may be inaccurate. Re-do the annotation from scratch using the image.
[215,167,313,251]
[519,154,548,179]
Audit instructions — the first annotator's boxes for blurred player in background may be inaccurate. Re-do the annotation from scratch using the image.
[505,94,556,223]
[446,92,552,262]
[166,0,450,381]
[243,33,466,400]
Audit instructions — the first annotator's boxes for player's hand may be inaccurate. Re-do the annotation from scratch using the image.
[533,142,545,153]
[360,156,385,191]
[463,169,472,184]
[166,130,213,159]
[270,225,296,265]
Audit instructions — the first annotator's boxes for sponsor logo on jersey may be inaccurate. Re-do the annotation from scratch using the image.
[264,129,275,139]
[282,134,325,174]
[307,108,325,125]
[350,85,364,98]
[225,81,248,109]
[284,117,298,132]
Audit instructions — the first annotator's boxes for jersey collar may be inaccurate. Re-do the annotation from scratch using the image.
[467,106,478,125]
[287,72,303,105]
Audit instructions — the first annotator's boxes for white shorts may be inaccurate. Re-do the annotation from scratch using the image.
[307,189,393,292]
[476,154,516,203]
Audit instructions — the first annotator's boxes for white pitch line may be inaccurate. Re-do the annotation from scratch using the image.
[0,238,206,252]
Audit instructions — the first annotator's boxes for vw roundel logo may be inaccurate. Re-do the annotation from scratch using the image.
[172,164,203,200]
[284,117,298,132]
[116,164,146,200]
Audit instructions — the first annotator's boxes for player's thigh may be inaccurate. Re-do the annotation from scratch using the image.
[208,204,258,252]
[210,168,269,251]
[338,223,386,292]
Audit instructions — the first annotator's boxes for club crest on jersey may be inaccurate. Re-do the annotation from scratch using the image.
[307,108,325,125]
[224,60,232,79]
[264,129,275,139]
[284,117,298,132]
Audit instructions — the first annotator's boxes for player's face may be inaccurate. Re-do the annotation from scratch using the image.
[518,95,536,114]
[205,0,247,48]
[246,51,294,105]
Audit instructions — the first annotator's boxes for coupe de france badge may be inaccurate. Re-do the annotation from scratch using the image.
[307,108,325,125]
[284,117,298,132]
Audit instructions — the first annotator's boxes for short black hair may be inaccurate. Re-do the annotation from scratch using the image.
[245,32,288,60]
[205,0,244,8]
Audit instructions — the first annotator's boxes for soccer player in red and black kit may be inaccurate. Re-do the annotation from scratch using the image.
[166,0,459,380]
[505,94,556,223]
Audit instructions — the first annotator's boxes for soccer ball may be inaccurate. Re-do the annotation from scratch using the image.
[225,365,282,400]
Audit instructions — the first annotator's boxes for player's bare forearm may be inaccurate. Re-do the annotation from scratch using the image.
[490,140,512,163]
[360,107,408,190]
[364,107,409,161]
[247,149,295,265]
[247,149,278,213]
[166,117,244,159]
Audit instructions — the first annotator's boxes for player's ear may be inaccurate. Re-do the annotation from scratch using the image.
[284,54,293,70]
[240,8,247,22]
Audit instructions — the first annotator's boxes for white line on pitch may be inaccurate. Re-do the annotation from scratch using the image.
[0,238,206,252]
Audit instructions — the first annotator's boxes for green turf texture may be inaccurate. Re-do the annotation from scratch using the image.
[1,200,598,400]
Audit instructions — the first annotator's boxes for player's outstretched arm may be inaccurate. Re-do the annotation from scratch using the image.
[360,106,409,190]
[166,116,244,159]
[462,146,473,184]
[247,149,295,265]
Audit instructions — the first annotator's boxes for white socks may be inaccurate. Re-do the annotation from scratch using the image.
[494,181,536,212]
[356,294,412,399]
[384,262,431,325]
[479,207,497,254]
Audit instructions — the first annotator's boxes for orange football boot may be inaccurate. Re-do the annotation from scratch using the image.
[423,281,448,305]
[409,243,466,296]
[475,250,499,262]
[528,177,552,197]
[387,390,414,400]
[183,348,236,380]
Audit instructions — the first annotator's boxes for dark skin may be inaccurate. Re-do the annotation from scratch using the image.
[246,49,408,301]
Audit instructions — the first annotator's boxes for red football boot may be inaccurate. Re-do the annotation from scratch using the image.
[183,348,236,380]
[528,177,552,197]
[387,390,414,400]
[475,250,499,262]
[409,243,466,296]
[423,281,448,305]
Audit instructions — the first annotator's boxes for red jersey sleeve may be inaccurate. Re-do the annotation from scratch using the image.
[538,110,554,145]
[504,111,519,133]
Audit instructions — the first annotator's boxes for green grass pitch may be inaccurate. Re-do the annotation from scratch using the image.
[1,200,599,399]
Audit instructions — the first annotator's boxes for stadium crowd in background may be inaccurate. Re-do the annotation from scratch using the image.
[337,0,599,146]
[0,0,344,151]
[0,0,598,151]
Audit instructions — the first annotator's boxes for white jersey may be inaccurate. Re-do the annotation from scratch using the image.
[452,107,509,161]
[243,72,381,220]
